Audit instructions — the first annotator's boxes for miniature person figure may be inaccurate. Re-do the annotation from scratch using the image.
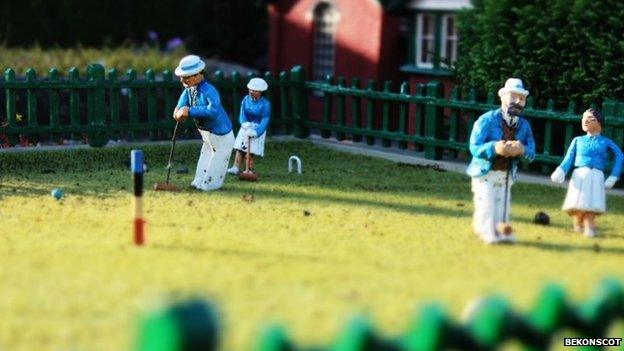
[550,108,623,237]
[227,77,271,175]
[466,78,536,244]
[173,55,234,191]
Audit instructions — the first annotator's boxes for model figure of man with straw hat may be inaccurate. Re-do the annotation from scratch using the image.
[173,55,234,191]
[466,78,536,244]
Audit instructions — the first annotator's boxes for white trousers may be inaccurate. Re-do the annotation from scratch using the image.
[471,170,514,239]
[192,130,235,191]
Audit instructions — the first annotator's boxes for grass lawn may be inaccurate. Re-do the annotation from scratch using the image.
[1,140,623,350]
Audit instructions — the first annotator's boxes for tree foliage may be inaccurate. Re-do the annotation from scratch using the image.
[456,0,624,106]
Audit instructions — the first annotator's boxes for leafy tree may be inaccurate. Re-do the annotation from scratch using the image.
[456,0,624,106]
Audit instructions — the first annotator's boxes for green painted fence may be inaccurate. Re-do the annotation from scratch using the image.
[307,75,624,172]
[2,64,624,172]
[137,278,624,350]
[0,64,307,147]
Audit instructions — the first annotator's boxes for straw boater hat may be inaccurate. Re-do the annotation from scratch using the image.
[498,78,529,97]
[247,77,268,92]
[175,55,206,77]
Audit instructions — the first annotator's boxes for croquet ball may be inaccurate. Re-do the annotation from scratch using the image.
[533,211,550,225]
[51,188,64,200]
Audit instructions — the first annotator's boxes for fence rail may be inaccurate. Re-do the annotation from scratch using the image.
[2,64,624,172]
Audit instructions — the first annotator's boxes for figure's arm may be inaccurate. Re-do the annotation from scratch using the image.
[173,91,190,121]
[254,100,271,136]
[559,138,578,174]
[469,116,498,160]
[189,86,222,120]
[239,97,249,125]
[521,121,536,162]
[550,138,576,183]
[607,139,624,178]
[174,91,189,117]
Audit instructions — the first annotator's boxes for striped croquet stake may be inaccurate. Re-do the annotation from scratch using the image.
[131,150,146,246]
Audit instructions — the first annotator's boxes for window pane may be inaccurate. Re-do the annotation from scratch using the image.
[446,16,455,36]
[423,15,431,35]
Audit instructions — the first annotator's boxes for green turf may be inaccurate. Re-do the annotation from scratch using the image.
[1,140,623,351]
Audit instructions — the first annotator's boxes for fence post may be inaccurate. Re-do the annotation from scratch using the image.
[366,80,376,146]
[145,69,157,140]
[351,78,362,143]
[108,68,120,140]
[25,68,38,131]
[398,82,409,150]
[126,69,138,140]
[4,68,18,145]
[424,80,444,160]
[231,70,241,131]
[68,67,81,141]
[279,71,289,135]
[381,81,392,147]
[290,66,309,139]
[163,69,175,136]
[321,74,334,139]
[602,99,617,140]
[87,64,107,147]
[336,76,346,141]
[48,68,60,141]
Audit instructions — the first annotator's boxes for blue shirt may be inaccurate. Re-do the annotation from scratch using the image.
[239,95,271,136]
[466,109,536,178]
[558,134,623,178]
[176,80,232,135]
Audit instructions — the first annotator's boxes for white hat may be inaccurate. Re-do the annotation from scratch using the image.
[174,55,206,77]
[247,77,268,91]
[498,78,529,97]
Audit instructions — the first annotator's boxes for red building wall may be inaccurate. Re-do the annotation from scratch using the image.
[268,0,403,83]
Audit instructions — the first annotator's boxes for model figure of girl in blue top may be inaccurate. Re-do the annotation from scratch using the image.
[227,78,271,176]
[550,108,623,237]
[173,55,235,191]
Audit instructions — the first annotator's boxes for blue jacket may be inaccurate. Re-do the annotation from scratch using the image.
[176,80,232,135]
[466,109,536,178]
[558,134,623,178]
[239,95,271,136]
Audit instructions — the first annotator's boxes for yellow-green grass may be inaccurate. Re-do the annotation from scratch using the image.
[1,141,623,351]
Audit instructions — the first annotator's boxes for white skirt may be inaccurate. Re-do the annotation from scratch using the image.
[562,167,606,214]
[233,123,266,157]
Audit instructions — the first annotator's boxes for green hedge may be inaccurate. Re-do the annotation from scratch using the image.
[0,46,187,75]
[456,0,624,106]
[0,0,267,68]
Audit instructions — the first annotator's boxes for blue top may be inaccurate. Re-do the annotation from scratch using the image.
[176,80,233,135]
[558,134,623,178]
[466,108,536,178]
[239,95,271,136]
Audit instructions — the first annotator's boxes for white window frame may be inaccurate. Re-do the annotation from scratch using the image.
[415,13,435,69]
[440,14,457,68]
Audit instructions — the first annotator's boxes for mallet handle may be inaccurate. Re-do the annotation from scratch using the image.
[165,120,181,184]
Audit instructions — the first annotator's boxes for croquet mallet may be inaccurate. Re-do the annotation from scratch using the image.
[154,120,182,191]
[239,136,258,182]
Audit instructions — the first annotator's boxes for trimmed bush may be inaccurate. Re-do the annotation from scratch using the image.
[456,0,624,106]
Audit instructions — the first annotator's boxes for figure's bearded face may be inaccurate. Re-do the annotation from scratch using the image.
[501,92,527,117]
